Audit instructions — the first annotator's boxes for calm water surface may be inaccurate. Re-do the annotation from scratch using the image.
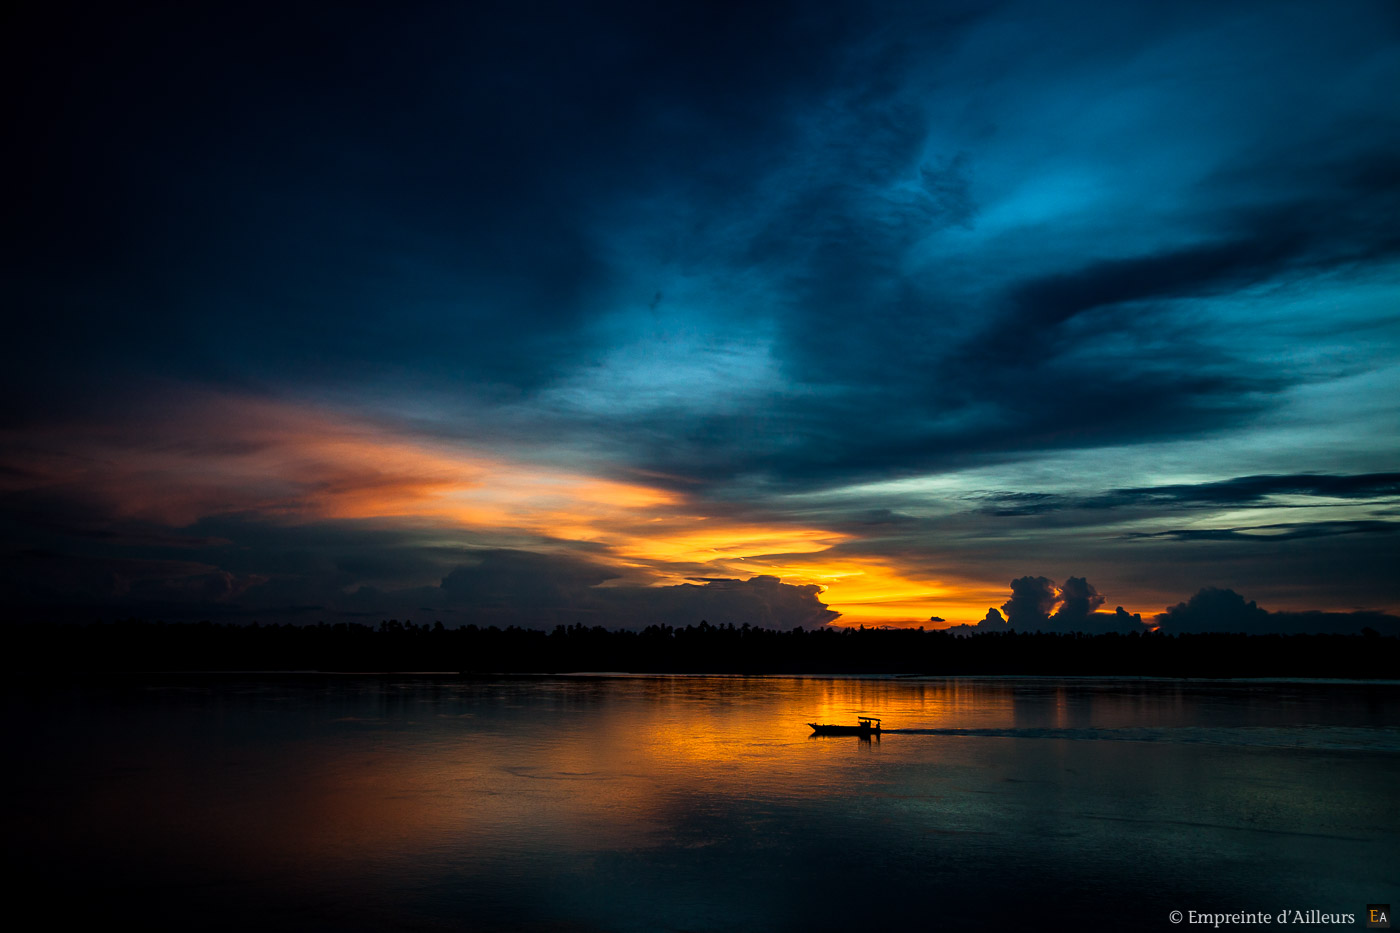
[7,676,1399,931]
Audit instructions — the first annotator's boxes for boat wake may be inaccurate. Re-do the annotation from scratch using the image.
[880,725,1400,752]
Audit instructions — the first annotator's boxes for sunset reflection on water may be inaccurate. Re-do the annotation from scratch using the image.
[8,675,1399,931]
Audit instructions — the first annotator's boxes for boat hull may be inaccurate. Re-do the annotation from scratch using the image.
[808,723,879,735]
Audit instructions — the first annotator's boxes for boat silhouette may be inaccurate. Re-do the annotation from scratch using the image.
[808,716,881,736]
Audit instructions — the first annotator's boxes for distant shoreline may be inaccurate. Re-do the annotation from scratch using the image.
[6,619,1398,679]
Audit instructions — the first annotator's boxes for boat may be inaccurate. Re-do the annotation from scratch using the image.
[808,716,881,735]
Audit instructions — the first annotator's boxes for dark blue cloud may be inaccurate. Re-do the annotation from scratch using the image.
[1127,521,1398,543]
[5,0,875,401]
[1110,475,1400,508]
[970,474,1400,516]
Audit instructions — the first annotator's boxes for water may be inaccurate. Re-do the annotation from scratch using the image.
[6,675,1398,931]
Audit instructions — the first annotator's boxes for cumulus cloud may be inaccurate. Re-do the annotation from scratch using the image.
[991,575,1148,634]
[940,607,1012,637]
[438,550,618,610]
[1155,587,1399,635]
[1155,588,1268,633]
[1050,576,1107,627]
[307,554,840,631]
[349,557,842,631]
[1112,607,1145,630]
[1001,576,1059,628]
[601,574,839,631]
[978,608,1009,630]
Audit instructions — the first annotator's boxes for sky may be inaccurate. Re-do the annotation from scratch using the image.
[4,0,1399,634]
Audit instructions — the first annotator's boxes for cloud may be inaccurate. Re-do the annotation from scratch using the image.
[601,574,839,631]
[438,550,620,610]
[0,390,690,546]
[968,473,1400,518]
[978,608,1008,630]
[3,0,1398,631]
[10,3,1398,491]
[355,566,841,632]
[0,549,266,621]
[940,606,1012,637]
[1126,521,1399,543]
[1156,587,1399,635]
[1107,474,1400,509]
[993,575,1147,634]
[0,527,839,631]
[1051,576,1107,627]
[1156,588,1268,633]
[1001,576,1059,628]
[970,493,1067,517]
[980,235,1308,368]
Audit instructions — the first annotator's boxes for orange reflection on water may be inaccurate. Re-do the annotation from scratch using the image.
[53,677,991,905]
[28,676,1400,933]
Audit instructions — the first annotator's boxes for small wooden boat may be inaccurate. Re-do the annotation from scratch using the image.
[808,716,881,735]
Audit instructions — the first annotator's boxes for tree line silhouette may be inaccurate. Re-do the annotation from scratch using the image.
[7,618,1398,677]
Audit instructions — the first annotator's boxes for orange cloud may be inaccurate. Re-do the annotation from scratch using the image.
[2,390,1004,625]
[1,392,837,562]
[608,522,847,564]
[695,553,1007,628]
[1,393,678,537]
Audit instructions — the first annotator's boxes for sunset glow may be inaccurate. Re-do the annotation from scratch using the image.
[5,0,1397,633]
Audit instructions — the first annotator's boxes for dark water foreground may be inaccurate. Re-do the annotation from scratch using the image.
[5,675,1398,931]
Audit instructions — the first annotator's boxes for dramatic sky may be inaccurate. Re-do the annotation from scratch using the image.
[4,0,1399,632]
